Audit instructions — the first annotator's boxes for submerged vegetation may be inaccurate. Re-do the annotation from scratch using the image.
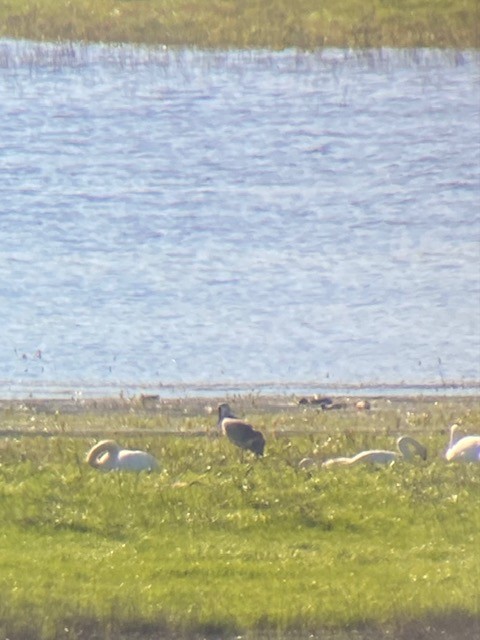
[0,395,479,639]
[0,0,478,49]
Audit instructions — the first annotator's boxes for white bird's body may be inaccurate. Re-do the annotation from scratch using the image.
[217,403,265,456]
[445,425,480,462]
[322,436,427,468]
[86,440,160,472]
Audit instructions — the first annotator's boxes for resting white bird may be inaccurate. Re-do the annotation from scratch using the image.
[217,403,265,456]
[298,457,317,469]
[445,424,480,462]
[322,436,427,468]
[86,440,160,472]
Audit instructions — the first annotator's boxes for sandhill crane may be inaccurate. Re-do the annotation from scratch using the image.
[217,403,265,456]
[445,424,480,462]
[322,436,427,468]
[86,440,160,472]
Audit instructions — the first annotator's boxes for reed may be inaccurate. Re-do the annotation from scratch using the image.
[0,0,478,49]
[0,396,479,639]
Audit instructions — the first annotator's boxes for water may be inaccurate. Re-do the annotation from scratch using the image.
[1,41,479,399]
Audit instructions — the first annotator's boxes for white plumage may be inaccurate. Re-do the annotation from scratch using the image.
[86,440,160,472]
[322,436,427,468]
[445,424,480,462]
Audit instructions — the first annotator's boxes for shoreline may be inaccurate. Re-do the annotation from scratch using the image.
[1,388,478,418]
[1,378,479,405]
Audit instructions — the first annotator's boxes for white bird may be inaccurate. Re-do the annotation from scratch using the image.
[445,424,480,462]
[85,440,160,472]
[217,403,265,456]
[298,457,316,469]
[322,436,427,468]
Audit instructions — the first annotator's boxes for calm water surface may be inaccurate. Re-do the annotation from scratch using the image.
[0,41,479,398]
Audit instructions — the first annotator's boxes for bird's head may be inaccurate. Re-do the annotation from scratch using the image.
[218,402,235,425]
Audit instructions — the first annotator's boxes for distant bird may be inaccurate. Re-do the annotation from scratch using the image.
[310,396,334,408]
[217,403,265,456]
[86,440,160,472]
[322,401,347,411]
[355,399,371,411]
[322,436,427,468]
[298,396,346,410]
[298,457,316,469]
[445,424,480,462]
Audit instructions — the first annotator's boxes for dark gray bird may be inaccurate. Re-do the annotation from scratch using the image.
[217,403,265,456]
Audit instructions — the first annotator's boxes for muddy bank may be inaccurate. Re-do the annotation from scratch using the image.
[0,392,477,441]
[1,392,478,417]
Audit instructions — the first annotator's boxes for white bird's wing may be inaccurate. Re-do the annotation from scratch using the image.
[446,436,480,462]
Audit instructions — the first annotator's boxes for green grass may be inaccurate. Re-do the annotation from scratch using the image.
[0,396,479,638]
[0,0,478,49]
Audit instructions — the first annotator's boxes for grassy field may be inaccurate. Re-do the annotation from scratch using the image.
[0,394,479,639]
[0,0,478,49]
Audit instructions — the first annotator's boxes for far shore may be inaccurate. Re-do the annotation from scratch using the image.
[0,0,478,49]
[0,389,478,420]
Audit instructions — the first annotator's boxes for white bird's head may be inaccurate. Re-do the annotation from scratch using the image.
[85,439,121,468]
[448,423,462,444]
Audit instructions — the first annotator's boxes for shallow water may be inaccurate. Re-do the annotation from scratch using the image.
[0,41,479,398]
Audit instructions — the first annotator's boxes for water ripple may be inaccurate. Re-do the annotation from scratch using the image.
[1,41,479,397]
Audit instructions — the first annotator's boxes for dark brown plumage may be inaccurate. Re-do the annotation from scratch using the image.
[217,403,265,456]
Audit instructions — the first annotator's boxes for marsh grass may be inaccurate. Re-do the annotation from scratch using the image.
[0,0,478,49]
[0,396,479,638]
